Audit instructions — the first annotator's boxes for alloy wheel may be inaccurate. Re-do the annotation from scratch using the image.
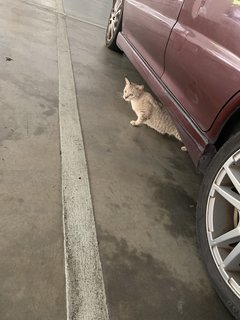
[206,149,240,298]
[106,0,123,43]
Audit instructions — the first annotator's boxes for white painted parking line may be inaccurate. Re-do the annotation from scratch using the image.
[56,1,109,319]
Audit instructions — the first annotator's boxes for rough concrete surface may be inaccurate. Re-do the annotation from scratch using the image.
[0,1,66,319]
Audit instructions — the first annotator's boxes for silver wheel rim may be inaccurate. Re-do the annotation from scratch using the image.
[207,148,240,298]
[106,0,122,42]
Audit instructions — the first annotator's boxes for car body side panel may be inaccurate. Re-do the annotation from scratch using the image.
[162,0,240,131]
[122,0,184,78]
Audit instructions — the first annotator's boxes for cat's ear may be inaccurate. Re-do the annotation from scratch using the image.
[137,85,144,90]
[125,77,131,86]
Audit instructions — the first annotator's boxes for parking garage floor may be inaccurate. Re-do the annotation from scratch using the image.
[0,0,234,319]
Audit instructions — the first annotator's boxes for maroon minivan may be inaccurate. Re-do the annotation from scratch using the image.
[106,0,240,318]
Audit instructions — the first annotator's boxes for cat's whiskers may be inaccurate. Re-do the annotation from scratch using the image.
[116,91,124,100]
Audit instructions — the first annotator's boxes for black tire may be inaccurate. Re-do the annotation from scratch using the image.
[105,0,123,52]
[197,131,240,319]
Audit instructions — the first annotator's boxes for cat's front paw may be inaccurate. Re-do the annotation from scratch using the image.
[130,120,137,126]
[181,146,187,152]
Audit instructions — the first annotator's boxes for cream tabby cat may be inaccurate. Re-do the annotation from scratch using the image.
[123,77,186,151]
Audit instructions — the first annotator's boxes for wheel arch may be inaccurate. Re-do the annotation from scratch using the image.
[215,106,240,150]
[198,93,240,172]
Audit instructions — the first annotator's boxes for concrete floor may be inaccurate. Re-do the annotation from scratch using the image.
[65,2,234,319]
[0,1,66,320]
[63,0,111,26]
[0,0,234,319]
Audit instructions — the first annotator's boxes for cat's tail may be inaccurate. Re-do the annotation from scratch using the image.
[174,130,182,142]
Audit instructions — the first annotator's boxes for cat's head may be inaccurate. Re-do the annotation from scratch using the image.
[123,77,144,101]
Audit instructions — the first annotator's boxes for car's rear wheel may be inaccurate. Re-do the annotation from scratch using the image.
[105,0,123,52]
[197,131,240,319]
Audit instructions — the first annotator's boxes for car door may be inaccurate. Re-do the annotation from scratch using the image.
[162,0,240,131]
[122,0,184,78]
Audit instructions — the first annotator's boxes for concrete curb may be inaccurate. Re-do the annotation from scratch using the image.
[56,1,109,319]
